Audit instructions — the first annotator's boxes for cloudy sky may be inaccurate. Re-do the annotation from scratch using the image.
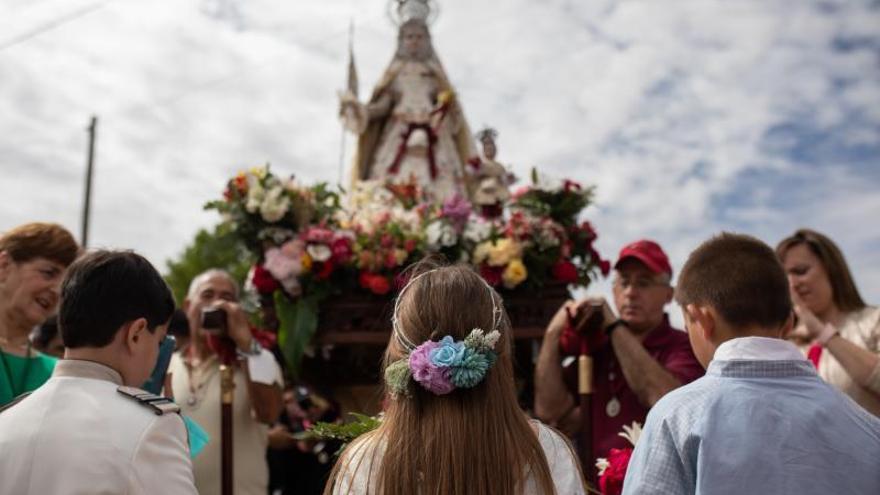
[2,0,879,322]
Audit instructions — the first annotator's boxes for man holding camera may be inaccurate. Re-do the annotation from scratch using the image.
[169,268,283,495]
[535,240,704,459]
[0,250,197,494]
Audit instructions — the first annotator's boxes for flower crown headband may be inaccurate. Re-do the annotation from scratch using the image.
[385,269,503,397]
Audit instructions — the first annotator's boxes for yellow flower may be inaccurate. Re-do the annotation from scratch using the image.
[301,253,313,273]
[488,238,522,267]
[394,248,409,265]
[249,166,268,180]
[502,259,528,289]
[473,241,493,265]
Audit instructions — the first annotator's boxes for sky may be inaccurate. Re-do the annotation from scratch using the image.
[1,0,879,325]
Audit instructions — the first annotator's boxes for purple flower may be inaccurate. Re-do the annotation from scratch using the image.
[409,341,455,395]
[441,194,472,231]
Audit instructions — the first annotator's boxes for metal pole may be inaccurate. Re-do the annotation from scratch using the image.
[81,115,97,247]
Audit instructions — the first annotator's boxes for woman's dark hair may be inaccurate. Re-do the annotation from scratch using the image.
[776,228,866,313]
[60,250,175,348]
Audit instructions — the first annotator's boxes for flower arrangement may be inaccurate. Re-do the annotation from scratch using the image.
[384,329,501,397]
[206,165,607,373]
[595,422,642,495]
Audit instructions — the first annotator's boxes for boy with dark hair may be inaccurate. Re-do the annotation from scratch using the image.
[0,250,197,494]
[622,233,880,494]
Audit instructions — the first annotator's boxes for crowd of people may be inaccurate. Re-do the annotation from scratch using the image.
[0,221,878,494]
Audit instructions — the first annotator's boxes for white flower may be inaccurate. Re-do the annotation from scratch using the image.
[463,218,493,244]
[595,457,610,476]
[426,221,457,249]
[618,421,643,447]
[245,177,265,214]
[260,186,290,223]
[306,244,332,262]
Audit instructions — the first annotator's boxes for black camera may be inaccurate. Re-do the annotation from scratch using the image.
[200,307,228,336]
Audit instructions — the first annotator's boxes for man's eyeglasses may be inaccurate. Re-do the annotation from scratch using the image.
[613,277,668,290]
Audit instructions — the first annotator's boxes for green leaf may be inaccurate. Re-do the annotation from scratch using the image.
[275,292,320,377]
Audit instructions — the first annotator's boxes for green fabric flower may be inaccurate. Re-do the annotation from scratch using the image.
[450,347,491,389]
[384,359,412,397]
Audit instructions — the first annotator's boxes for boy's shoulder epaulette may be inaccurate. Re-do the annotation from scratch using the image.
[117,386,180,415]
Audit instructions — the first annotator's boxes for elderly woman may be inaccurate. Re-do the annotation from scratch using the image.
[777,228,880,415]
[0,223,79,405]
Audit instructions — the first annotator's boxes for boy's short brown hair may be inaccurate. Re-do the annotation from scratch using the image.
[0,222,79,267]
[676,233,791,330]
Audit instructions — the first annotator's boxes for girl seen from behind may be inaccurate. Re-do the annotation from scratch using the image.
[324,261,585,495]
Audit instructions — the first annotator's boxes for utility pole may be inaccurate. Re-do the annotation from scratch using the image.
[81,115,97,247]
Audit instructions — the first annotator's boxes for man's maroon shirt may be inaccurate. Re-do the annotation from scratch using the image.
[564,316,704,458]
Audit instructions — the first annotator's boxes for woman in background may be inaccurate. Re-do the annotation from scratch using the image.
[777,228,880,415]
[0,222,78,405]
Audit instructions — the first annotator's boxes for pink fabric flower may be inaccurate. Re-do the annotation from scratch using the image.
[409,341,454,395]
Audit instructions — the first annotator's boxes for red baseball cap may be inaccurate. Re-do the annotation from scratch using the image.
[614,239,672,276]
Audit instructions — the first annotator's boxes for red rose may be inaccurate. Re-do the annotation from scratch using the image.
[563,179,582,192]
[479,264,503,287]
[358,271,372,289]
[552,260,579,284]
[368,274,391,295]
[600,259,611,277]
[380,233,394,249]
[252,265,280,294]
[384,251,399,270]
[599,447,633,495]
[314,260,334,280]
[404,238,418,253]
[331,237,353,263]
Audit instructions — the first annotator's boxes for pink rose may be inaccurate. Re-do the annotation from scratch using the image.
[409,341,454,395]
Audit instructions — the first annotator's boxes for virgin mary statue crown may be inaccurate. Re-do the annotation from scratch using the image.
[389,0,438,26]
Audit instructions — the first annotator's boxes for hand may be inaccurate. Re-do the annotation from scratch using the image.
[267,425,297,450]
[791,293,824,340]
[211,300,253,352]
[547,300,590,338]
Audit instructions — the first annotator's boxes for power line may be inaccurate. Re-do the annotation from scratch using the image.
[0,2,109,52]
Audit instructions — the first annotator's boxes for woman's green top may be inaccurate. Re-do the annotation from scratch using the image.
[0,350,57,406]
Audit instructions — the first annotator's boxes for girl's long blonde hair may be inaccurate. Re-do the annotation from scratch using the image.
[325,261,575,495]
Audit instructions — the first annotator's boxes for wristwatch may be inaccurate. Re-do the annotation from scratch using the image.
[605,319,627,337]
[236,338,263,358]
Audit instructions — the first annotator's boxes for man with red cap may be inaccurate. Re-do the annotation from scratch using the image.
[535,240,704,462]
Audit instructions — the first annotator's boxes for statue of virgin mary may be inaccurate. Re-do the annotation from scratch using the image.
[340,1,478,203]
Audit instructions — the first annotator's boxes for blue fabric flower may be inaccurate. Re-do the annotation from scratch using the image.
[429,336,465,368]
[450,347,491,389]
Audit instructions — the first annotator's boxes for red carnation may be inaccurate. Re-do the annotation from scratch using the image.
[358,271,372,290]
[552,260,579,284]
[599,447,633,495]
[252,265,280,294]
[479,264,503,287]
[368,274,391,295]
